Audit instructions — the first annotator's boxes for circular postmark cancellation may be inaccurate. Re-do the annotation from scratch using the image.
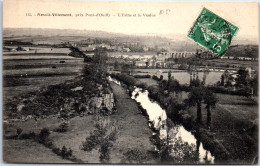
[187,8,238,57]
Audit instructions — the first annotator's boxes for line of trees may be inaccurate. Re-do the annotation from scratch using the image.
[186,75,217,127]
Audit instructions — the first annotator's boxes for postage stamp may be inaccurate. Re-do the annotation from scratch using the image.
[187,7,239,56]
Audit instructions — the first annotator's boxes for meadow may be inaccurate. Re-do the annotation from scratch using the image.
[133,69,223,85]
[3,53,85,102]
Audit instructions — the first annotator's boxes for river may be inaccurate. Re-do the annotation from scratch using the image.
[131,87,215,164]
[108,76,215,164]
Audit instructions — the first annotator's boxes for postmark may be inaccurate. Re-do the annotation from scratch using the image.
[188,8,239,56]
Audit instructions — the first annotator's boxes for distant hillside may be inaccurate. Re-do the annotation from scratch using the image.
[3,28,172,48]
[224,45,259,58]
[3,28,258,54]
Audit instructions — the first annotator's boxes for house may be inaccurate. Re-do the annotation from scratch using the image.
[135,61,147,67]
[130,55,141,60]
[143,46,149,52]
[147,60,156,68]
[122,47,131,52]
[11,48,17,52]
[121,55,129,59]
[156,62,166,68]
[80,46,95,52]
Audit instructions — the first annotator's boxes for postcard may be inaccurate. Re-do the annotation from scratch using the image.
[2,0,259,164]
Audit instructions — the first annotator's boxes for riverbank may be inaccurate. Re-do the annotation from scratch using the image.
[110,73,258,164]
[108,82,156,163]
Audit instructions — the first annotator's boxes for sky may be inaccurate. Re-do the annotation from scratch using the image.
[3,0,259,41]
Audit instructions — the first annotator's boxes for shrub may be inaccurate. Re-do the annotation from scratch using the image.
[52,146,73,159]
[19,131,36,139]
[38,128,50,144]
[133,75,151,78]
[52,147,61,155]
[55,122,69,132]
[81,117,118,163]
[61,146,73,159]
[152,75,160,81]
[99,142,113,163]
[137,82,148,90]
[16,128,23,136]
[110,73,136,87]
[122,149,148,164]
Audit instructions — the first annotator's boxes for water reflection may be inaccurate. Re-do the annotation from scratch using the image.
[108,76,121,85]
[131,87,214,164]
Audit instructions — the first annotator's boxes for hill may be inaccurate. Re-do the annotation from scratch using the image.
[224,45,259,58]
[3,28,258,53]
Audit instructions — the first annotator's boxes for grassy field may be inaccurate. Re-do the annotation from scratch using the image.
[134,69,223,85]
[108,82,155,163]
[3,47,71,55]
[3,54,85,102]
[136,78,158,87]
[204,58,258,71]
[3,80,157,163]
[3,113,98,163]
[3,139,73,163]
[185,93,258,163]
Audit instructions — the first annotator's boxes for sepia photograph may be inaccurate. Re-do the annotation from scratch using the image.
[2,0,259,164]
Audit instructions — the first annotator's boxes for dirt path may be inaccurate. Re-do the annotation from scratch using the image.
[109,82,155,163]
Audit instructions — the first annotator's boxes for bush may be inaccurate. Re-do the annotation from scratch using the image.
[81,117,118,163]
[136,82,148,90]
[52,146,73,159]
[55,122,69,132]
[19,131,36,139]
[61,146,73,159]
[16,128,23,136]
[110,73,136,87]
[133,75,151,78]
[38,128,50,144]
[147,85,159,101]
[99,142,113,163]
[52,147,61,155]
[152,75,163,81]
[122,149,148,164]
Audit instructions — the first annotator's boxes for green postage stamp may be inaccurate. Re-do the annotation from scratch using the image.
[188,8,238,56]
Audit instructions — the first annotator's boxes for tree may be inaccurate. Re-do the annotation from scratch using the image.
[93,48,108,73]
[220,70,233,87]
[68,46,85,58]
[121,64,133,75]
[122,149,147,164]
[168,79,181,95]
[203,89,217,128]
[248,72,258,96]
[150,130,198,164]
[168,71,172,81]
[220,74,225,86]
[188,72,206,124]
[187,86,205,124]
[114,60,119,70]
[81,117,118,163]
[159,75,164,81]
[235,68,249,88]
[38,128,50,144]
[225,74,234,87]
